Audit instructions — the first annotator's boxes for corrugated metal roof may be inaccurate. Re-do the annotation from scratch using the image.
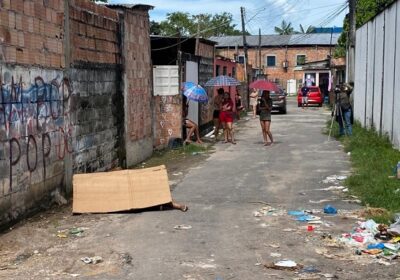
[209,33,340,47]
[105,3,154,10]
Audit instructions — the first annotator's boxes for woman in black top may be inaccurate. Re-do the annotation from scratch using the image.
[259,90,274,146]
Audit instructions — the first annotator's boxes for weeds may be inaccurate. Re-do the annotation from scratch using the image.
[329,122,400,220]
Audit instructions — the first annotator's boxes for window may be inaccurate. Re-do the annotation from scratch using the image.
[265,55,276,67]
[296,55,306,66]
[216,65,220,76]
[238,55,245,64]
[223,66,227,75]
[232,67,236,78]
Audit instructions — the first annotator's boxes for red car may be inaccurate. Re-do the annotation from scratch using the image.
[297,86,323,107]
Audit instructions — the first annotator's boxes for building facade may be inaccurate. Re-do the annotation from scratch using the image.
[210,33,340,95]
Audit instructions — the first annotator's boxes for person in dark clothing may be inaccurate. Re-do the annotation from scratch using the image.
[259,90,274,146]
[300,83,310,109]
[335,83,353,136]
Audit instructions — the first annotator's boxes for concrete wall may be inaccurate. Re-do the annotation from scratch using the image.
[354,0,400,149]
[0,0,153,226]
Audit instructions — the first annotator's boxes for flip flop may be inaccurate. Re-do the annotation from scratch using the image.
[181,205,188,212]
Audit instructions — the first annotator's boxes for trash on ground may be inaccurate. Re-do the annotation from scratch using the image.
[323,205,337,215]
[317,186,345,191]
[174,225,192,230]
[253,205,282,217]
[265,259,300,270]
[288,210,305,216]
[57,233,68,238]
[270,253,282,258]
[81,256,103,264]
[296,215,321,222]
[283,228,296,232]
[300,266,321,273]
[309,199,333,204]
[322,175,347,184]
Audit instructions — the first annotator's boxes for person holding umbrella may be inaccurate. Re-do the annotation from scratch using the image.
[181,82,208,144]
[259,90,274,146]
[213,88,224,141]
[182,99,203,144]
[220,92,236,144]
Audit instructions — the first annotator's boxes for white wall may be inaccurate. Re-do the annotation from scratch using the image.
[354,0,400,149]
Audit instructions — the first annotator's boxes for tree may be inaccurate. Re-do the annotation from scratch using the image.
[298,24,315,34]
[150,20,162,35]
[156,12,244,37]
[334,0,395,57]
[274,20,294,35]
[159,12,194,36]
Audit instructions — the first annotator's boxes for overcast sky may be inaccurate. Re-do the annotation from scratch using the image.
[108,0,348,35]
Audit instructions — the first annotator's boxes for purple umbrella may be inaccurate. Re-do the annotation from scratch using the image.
[205,75,241,87]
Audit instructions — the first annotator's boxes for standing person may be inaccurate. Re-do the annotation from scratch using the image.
[219,92,236,144]
[249,88,259,118]
[336,83,353,136]
[259,90,274,146]
[213,88,224,141]
[300,83,310,109]
[183,100,203,144]
[235,92,244,120]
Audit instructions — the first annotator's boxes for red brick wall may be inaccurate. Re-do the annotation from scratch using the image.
[153,95,182,148]
[0,0,64,68]
[123,9,152,142]
[217,46,332,86]
[69,0,119,64]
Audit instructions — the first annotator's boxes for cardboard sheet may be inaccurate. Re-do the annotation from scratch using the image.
[72,165,172,213]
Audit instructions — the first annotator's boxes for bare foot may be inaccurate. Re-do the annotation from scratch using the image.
[196,139,203,144]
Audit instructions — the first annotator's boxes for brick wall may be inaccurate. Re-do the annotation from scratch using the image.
[217,46,332,87]
[153,95,182,149]
[0,0,64,67]
[0,0,66,225]
[69,0,120,64]
[0,1,153,227]
[68,1,123,174]
[120,9,153,166]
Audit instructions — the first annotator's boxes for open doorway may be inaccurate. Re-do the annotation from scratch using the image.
[319,73,330,104]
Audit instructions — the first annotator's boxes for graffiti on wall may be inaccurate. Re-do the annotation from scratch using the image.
[0,73,74,195]
[157,95,180,146]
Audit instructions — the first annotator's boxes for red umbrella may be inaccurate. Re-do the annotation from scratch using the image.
[249,80,280,92]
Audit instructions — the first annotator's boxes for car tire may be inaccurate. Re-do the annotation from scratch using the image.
[319,103,323,107]
[298,103,301,107]
[281,107,287,114]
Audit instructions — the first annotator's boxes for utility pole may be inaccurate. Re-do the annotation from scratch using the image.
[240,7,249,107]
[258,28,262,78]
[195,15,201,55]
[347,0,356,83]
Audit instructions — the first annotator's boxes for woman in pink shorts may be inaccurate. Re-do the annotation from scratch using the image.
[219,92,236,144]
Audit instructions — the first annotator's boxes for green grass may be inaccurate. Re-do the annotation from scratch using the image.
[133,143,211,169]
[329,122,400,222]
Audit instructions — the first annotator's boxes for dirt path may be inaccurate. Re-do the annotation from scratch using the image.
[0,99,399,279]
